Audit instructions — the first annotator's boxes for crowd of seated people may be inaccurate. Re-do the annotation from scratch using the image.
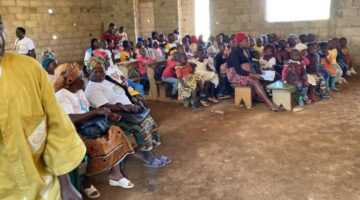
[77,23,357,112]
[35,23,358,198]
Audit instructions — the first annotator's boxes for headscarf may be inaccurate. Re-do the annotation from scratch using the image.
[86,56,106,74]
[235,32,248,44]
[53,63,82,92]
[93,49,109,61]
[295,43,307,52]
[137,37,144,43]
[191,35,197,44]
[41,48,56,69]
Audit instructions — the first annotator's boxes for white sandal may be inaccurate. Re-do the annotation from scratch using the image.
[109,177,134,189]
[82,185,101,199]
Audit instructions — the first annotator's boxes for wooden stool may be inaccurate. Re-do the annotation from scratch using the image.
[266,81,297,111]
[232,85,252,109]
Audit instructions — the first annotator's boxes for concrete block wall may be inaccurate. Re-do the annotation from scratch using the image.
[136,0,156,38]
[179,0,195,36]
[154,0,179,35]
[1,0,135,63]
[210,0,360,64]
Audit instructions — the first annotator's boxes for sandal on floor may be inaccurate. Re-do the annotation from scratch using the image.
[109,178,134,189]
[158,155,172,164]
[200,100,211,107]
[270,106,285,112]
[143,158,166,169]
[82,185,101,199]
[207,97,219,103]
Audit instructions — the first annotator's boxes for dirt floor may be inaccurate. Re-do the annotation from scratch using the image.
[91,76,360,200]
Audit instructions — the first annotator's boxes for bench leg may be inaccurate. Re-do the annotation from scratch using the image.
[158,84,167,99]
[272,90,292,111]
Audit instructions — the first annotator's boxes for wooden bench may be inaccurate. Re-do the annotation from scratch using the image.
[231,85,252,109]
[266,80,297,111]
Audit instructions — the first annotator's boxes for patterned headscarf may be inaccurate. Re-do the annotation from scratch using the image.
[86,56,106,74]
[53,63,82,92]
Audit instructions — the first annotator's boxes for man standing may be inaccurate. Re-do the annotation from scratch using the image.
[0,15,85,200]
[14,27,36,59]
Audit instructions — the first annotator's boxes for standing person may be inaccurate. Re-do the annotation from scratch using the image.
[41,48,59,83]
[102,23,117,41]
[0,15,85,200]
[215,43,232,99]
[14,27,36,58]
[117,26,128,43]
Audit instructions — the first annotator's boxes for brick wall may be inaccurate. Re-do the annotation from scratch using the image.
[1,0,135,63]
[154,0,179,35]
[179,0,195,36]
[210,0,360,63]
[136,0,155,38]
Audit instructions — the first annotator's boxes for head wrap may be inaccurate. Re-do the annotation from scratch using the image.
[191,35,197,44]
[93,49,109,60]
[137,37,144,43]
[53,63,82,92]
[42,56,55,69]
[295,43,307,52]
[41,48,56,69]
[287,34,298,41]
[86,56,106,74]
[235,32,248,44]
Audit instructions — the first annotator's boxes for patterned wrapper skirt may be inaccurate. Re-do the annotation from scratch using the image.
[116,115,161,151]
[177,73,202,101]
[82,126,134,176]
[227,67,250,86]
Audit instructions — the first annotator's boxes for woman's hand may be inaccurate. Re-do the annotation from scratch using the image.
[124,104,140,113]
[109,113,122,122]
[96,107,112,116]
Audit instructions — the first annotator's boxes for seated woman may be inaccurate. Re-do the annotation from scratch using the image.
[53,63,135,199]
[41,48,59,83]
[84,56,170,169]
[227,32,284,112]
[93,49,146,105]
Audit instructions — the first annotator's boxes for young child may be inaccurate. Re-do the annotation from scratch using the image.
[175,49,202,110]
[282,49,309,106]
[249,38,256,50]
[339,37,357,75]
[333,38,349,79]
[306,43,328,99]
[250,50,262,75]
[287,36,297,52]
[165,33,178,57]
[143,39,155,59]
[152,41,164,59]
[193,49,219,105]
[276,39,290,66]
[120,40,133,62]
[158,34,167,50]
[215,43,232,99]
[260,44,277,71]
[254,38,264,54]
[137,47,154,78]
[190,35,198,55]
[327,39,344,86]
[319,42,338,92]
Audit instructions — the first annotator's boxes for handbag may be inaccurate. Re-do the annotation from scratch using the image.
[77,116,110,139]
[120,105,150,124]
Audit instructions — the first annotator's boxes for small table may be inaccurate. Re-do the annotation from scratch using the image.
[266,81,297,111]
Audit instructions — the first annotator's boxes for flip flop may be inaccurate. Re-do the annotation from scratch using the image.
[158,155,172,164]
[200,100,211,107]
[109,177,134,189]
[82,185,101,199]
[143,158,166,169]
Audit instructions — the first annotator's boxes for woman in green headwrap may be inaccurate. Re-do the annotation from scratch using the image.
[41,48,59,83]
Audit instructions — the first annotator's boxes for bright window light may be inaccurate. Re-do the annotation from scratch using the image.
[266,0,331,22]
[195,0,210,40]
